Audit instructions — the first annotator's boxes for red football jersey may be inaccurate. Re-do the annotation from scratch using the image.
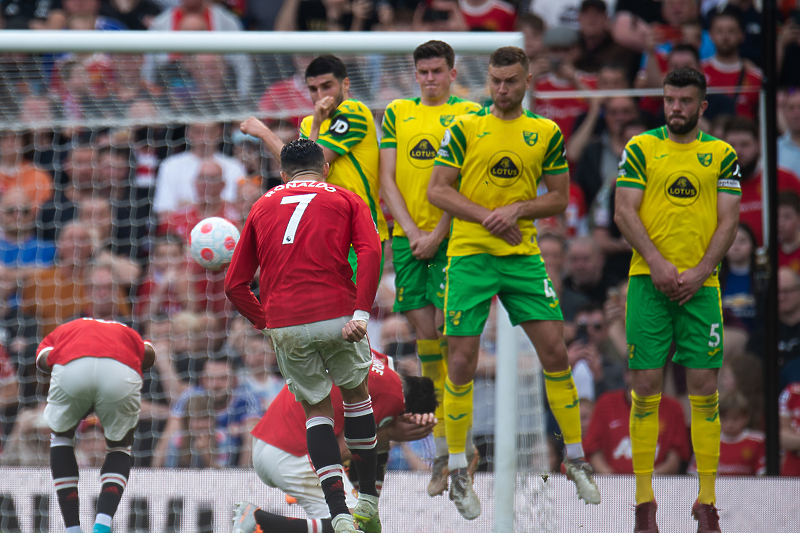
[739,168,800,246]
[583,390,691,473]
[779,244,800,275]
[252,353,405,457]
[459,0,516,32]
[534,73,597,143]
[36,318,147,376]
[687,429,766,476]
[225,180,382,330]
[779,383,800,476]
[702,59,762,120]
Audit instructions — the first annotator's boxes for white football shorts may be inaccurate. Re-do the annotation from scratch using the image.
[252,438,357,518]
[265,316,371,405]
[44,357,142,442]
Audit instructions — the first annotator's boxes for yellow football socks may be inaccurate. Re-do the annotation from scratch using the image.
[417,339,446,439]
[444,377,473,457]
[690,392,720,505]
[630,391,661,504]
[543,368,582,446]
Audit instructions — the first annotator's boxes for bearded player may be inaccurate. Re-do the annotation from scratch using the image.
[379,39,481,497]
[428,46,601,520]
[232,352,437,533]
[615,67,741,533]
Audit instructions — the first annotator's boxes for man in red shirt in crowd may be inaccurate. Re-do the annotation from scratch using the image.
[233,352,437,533]
[225,139,382,533]
[702,8,761,120]
[778,192,800,272]
[724,117,800,247]
[780,382,800,476]
[583,373,691,474]
[36,318,156,533]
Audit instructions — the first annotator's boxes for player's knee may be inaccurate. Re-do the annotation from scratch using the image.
[538,342,569,372]
[447,354,476,384]
[105,426,136,450]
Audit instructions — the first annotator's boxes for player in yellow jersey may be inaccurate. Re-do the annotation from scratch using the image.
[615,68,741,533]
[428,47,601,521]
[379,40,482,498]
[241,55,388,273]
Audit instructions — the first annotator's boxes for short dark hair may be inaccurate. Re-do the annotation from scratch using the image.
[778,191,800,214]
[723,116,759,140]
[663,67,707,98]
[709,6,743,32]
[414,40,455,70]
[575,301,605,317]
[402,376,438,415]
[516,13,544,34]
[670,43,701,63]
[280,139,326,177]
[489,46,529,73]
[305,55,347,81]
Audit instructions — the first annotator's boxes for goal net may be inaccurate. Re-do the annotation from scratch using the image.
[0,31,557,532]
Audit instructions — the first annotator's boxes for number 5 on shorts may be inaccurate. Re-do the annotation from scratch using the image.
[708,323,720,348]
[280,193,316,245]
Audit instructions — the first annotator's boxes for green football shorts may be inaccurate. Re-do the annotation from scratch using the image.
[626,275,724,370]
[444,253,563,336]
[348,242,386,284]
[391,236,448,312]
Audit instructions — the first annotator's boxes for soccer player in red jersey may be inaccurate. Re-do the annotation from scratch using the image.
[232,352,437,533]
[35,317,156,533]
[225,139,382,533]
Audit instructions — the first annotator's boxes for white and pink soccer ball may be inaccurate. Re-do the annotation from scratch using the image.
[189,217,240,271]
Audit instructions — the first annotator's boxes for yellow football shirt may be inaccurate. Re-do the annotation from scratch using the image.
[434,108,569,257]
[616,126,742,288]
[380,96,482,237]
[300,98,388,240]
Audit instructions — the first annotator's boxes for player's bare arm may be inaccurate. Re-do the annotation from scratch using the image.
[412,212,452,260]
[428,163,522,245]
[671,192,741,305]
[614,186,680,296]
[780,415,800,451]
[240,117,286,164]
[380,147,422,240]
[482,171,571,234]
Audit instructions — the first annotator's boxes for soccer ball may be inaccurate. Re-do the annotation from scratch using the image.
[189,217,240,271]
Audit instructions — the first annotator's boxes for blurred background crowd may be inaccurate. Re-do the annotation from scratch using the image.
[0,0,798,479]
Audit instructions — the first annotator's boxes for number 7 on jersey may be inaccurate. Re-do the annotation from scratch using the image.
[280,193,317,245]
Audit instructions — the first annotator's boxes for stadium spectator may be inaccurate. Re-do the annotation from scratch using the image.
[17,97,63,175]
[563,236,615,303]
[777,21,800,88]
[0,264,39,409]
[218,313,248,366]
[257,55,315,123]
[37,141,95,241]
[775,268,800,390]
[454,0,516,32]
[152,122,246,215]
[51,0,127,29]
[725,118,800,247]
[703,0,761,64]
[80,262,132,324]
[20,221,94,337]
[533,26,597,143]
[0,130,54,207]
[567,63,633,152]
[611,0,666,53]
[0,402,50,466]
[135,234,191,324]
[162,310,210,393]
[529,0,582,30]
[687,390,765,475]
[275,0,379,32]
[1,0,65,29]
[778,192,800,273]
[0,188,56,269]
[779,89,800,174]
[538,233,589,329]
[518,13,546,64]
[702,7,761,120]
[237,332,284,413]
[779,381,800,476]
[164,392,221,468]
[719,224,760,332]
[145,0,252,101]
[0,292,19,422]
[574,0,638,78]
[386,435,434,471]
[100,0,162,30]
[568,302,626,397]
[603,277,628,359]
[584,372,691,474]
[153,355,262,468]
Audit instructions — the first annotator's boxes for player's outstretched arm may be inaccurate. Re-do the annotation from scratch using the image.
[240,117,286,164]
[614,186,680,296]
[670,192,740,305]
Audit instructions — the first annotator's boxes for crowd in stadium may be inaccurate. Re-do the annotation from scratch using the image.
[0,0,799,485]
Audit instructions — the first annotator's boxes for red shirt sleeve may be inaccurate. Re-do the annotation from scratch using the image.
[349,193,382,314]
[224,210,267,330]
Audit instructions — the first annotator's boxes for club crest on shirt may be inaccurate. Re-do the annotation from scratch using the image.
[697,153,713,167]
[523,131,538,146]
[440,115,455,127]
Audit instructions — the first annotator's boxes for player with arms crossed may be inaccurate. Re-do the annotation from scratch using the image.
[427,46,601,520]
[36,317,157,533]
[232,352,437,533]
[225,139,383,533]
[614,67,741,533]
[241,55,388,276]
[379,39,482,496]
